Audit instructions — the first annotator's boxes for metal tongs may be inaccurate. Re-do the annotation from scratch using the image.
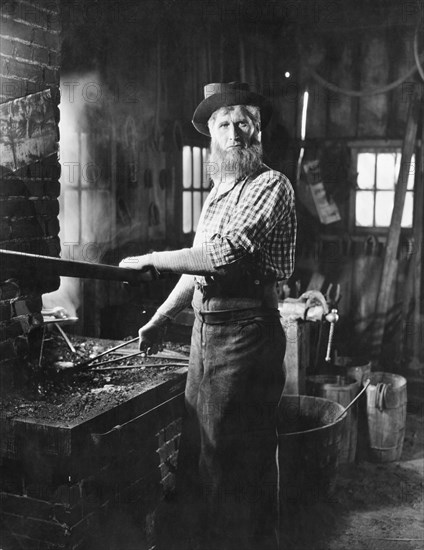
[75,336,140,370]
[74,337,189,371]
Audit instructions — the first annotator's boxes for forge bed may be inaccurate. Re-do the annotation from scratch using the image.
[0,334,189,550]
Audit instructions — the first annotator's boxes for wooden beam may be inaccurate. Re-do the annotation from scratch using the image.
[371,84,422,360]
[412,111,424,362]
[399,245,415,366]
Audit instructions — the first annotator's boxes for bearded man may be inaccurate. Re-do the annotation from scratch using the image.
[120,82,296,550]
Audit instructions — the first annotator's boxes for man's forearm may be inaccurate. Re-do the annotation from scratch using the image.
[149,246,218,275]
[156,273,195,320]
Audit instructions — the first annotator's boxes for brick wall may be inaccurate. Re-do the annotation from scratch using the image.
[0,0,61,384]
[0,1,60,102]
[0,371,187,550]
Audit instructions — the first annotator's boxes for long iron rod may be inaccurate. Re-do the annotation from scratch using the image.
[76,337,139,369]
[93,362,189,371]
[0,249,156,284]
[54,323,76,354]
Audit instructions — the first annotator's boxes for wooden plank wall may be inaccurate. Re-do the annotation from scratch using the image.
[60,3,421,360]
[292,28,420,364]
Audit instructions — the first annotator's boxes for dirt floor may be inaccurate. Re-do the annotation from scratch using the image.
[2,332,422,549]
[279,402,424,550]
[84,403,424,550]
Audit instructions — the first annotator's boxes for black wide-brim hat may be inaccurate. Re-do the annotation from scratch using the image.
[192,82,273,136]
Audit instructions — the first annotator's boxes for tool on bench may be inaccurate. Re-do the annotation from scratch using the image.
[75,337,140,369]
[75,336,189,371]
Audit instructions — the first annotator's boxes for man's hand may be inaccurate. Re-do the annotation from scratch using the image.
[280,290,328,322]
[138,312,171,355]
[299,290,329,322]
[119,254,153,270]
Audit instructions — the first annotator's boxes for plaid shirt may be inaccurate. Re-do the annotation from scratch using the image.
[193,164,296,283]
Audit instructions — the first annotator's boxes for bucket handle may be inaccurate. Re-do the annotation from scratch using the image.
[375,382,391,411]
[333,379,371,423]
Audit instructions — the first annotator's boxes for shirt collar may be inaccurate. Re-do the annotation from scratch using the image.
[210,163,268,200]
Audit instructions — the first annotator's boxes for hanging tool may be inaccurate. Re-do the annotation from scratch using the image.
[324,283,341,362]
[324,309,339,362]
[325,283,341,309]
[148,201,161,226]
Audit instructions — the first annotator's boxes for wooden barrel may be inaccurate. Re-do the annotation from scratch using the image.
[365,372,407,462]
[334,355,372,384]
[306,375,360,463]
[333,356,372,459]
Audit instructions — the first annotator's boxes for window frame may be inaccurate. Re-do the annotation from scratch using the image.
[348,139,416,235]
[181,144,211,236]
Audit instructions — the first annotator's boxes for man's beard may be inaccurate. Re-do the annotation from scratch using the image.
[210,139,263,182]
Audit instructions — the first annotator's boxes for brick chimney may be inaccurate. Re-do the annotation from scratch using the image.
[0,0,61,386]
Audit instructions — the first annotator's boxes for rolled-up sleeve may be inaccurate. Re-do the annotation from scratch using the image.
[205,173,294,268]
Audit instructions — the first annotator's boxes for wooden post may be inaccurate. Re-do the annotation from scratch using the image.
[399,243,415,367]
[371,84,422,360]
[412,111,424,364]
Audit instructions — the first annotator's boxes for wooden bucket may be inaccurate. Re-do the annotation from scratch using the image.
[306,375,360,463]
[365,372,407,462]
[277,395,346,506]
[334,355,372,384]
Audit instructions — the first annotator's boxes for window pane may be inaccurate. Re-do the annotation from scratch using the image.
[375,191,394,227]
[183,191,192,233]
[193,147,201,189]
[64,189,80,241]
[376,153,396,189]
[202,148,210,188]
[193,191,202,232]
[357,153,375,189]
[183,146,192,189]
[80,133,89,188]
[401,192,413,227]
[356,191,374,226]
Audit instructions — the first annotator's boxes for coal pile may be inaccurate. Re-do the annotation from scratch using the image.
[1,332,189,426]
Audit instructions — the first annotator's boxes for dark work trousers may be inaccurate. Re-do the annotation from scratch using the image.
[165,290,286,550]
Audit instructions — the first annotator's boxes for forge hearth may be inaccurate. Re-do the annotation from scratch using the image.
[0,335,188,550]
